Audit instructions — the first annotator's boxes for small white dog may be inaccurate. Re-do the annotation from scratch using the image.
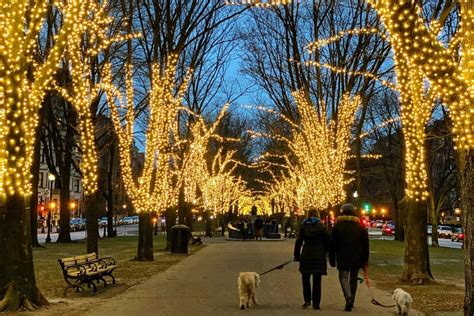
[392,288,413,315]
[237,272,260,310]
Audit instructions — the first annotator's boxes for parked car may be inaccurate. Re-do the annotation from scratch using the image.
[451,228,464,242]
[70,218,85,231]
[121,216,135,225]
[437,225,453,239]
[98,217,108,228]
[382,225,394,236]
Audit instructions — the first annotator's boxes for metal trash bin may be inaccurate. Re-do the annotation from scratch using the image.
[171,225,189,254]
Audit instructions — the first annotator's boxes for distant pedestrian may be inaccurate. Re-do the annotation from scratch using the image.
[241,218,248,242]
[329,203,369,312]
[294,208,331,310]
[254,216,264,241]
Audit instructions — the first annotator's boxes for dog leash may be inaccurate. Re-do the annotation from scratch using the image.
[259,260,294,276]
[363,267,396,308]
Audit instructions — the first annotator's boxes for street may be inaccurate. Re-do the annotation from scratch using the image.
[37,226,464,249]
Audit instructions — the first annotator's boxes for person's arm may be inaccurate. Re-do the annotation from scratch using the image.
[294,226,304,261]
[361,227,369,268]
[329,226,337,267]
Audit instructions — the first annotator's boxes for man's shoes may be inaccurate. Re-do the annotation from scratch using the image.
[344,303,352,311]
[313,306,320,310]
[302,302,311,308]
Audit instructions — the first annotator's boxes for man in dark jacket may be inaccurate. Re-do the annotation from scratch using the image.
[330,203,369,312]
[294,208,331,310]
[254,216,264,241]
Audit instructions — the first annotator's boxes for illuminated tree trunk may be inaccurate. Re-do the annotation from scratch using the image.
[0,195,48,311]
[85,193,99,255]
[402,199,432,284]
[136,213,154,261]
[459,149,474,314]
[30,109,44,248]
[461,2,474,313]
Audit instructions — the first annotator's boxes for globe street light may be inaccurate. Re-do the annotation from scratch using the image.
[45,174,55,243]
[70,201,76,218]
[352,191,359,208]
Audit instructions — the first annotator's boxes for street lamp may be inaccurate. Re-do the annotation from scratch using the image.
[70,201,76,218]
[45,173,55,243]
[353,191,358,207]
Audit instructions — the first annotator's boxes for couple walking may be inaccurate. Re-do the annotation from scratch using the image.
[293,204,369,311]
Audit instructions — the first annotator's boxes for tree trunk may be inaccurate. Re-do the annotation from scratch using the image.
[136,213,154,261]
[178,184,186,225]
[401,199,433,284]
[85,193,99,255]
[393,197,405,242]
[165,207,177,250]
[204,210,212,237]
[0,194,48,311]
[106,141,116,238]
[429,195,440,247]
[459,149,474,315]
[57,105,76,243]
[30,109,44,248]
[185,206,193,233]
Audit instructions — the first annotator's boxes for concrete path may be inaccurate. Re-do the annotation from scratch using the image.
[88,239,403,316]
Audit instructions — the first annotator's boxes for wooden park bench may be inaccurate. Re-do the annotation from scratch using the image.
[58,252,117,296]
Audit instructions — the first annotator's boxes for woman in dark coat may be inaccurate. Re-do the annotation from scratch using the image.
[294,208,331,309]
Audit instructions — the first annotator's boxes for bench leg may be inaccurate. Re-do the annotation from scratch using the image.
[86,281,97,292]
[63,284,83,297]
[104,273,116,285]
[99,277,108,287]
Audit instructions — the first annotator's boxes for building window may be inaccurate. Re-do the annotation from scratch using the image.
[38,172,44,188]
[74,179,80,192]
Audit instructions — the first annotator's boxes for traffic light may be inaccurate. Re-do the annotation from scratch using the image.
[363,202,372,214]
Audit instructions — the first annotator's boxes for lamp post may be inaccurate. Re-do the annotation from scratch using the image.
[70,201,76,218]
[45,173,55,243]
[353,191,358,208]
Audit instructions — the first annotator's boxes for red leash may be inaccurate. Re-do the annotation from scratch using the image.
[363,267,396,308]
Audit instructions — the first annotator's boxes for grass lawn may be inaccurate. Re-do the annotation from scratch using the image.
[369,240,464,314]
[33,235,202,299]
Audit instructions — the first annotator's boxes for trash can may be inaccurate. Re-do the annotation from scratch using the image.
[171,225,189,254]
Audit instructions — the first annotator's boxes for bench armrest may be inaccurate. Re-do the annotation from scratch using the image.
[99,257,116,267]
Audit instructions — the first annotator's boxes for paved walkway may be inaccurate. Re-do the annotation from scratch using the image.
[89,239,404,315]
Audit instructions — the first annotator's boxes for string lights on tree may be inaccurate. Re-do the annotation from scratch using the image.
[200,149,250,216]
[0,0,116,311]
[103,55,190,214]
[257,91,360,211]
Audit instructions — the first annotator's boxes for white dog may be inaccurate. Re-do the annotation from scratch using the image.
[392,288,412,315]
[237,272,260,310]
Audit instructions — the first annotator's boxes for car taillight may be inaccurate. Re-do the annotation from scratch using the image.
[460,234,464,238]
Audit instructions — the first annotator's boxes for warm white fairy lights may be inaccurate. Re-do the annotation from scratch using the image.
[0,0,105,198]
[103,55,190,213]
[258,91,360,211]
[366,0,473,150]
[55,2,118,197]
[200,149,251,216]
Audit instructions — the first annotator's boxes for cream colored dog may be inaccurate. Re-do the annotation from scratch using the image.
[393,288,412,315]
[237,272,260,310]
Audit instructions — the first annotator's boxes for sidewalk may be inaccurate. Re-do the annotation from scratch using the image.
[87,239,409,316]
